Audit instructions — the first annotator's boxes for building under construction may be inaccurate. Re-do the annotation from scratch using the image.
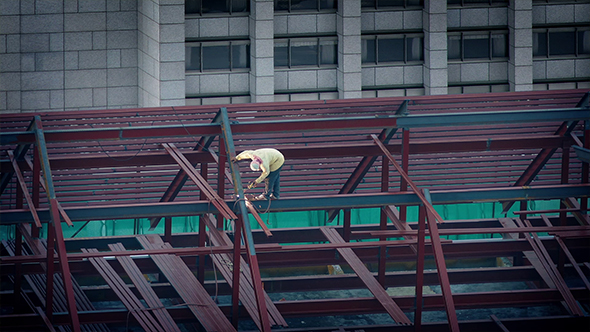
[1,89,589,331]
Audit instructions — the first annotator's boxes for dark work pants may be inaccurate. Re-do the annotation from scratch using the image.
[263,165,282,199]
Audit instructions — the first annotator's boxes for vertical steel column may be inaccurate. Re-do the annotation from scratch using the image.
[32,147,41,238]
[400,128,410,221]
[582,120,589,213]
[198,162,208,284]
[231,215,242,328]
[414,204,427,332]
[14,183,24,312]
[164,217,172,243]
[219,107,271,332]
[559,147,570,273]
[218,138,227,229]
[33,117,80,332]
[343,209,351,242]
[378,156,389,286]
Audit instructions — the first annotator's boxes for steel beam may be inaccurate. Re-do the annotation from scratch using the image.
[219,107,271,331]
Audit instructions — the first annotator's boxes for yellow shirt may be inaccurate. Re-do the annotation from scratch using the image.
[236,148,285,183]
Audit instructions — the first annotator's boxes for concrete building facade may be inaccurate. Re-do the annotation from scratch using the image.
[1,0,588,113]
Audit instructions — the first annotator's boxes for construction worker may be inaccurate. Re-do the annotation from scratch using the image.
[234,148,285,200]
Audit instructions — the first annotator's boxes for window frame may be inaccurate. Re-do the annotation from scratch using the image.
[533,26,590,59]
[447,30,509,61]
[361,0,424,10]
[274,36,338,69]
[185,40,250,73]
[274,0,337,13]
[361,33,424,65]
[185,0,250,16]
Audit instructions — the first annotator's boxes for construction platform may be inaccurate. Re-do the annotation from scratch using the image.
[0,89,589,331]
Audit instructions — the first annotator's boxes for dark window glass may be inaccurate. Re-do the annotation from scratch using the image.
[448,35,462,59]
[320,39,337,64]
[202,0,229,13]
[185,0,200,14]
[464,34,489,59]
[275,0,289,10]
[185,46,201,70]
[203,45,230,70]
[362,38,376,63]
[533,32,547,56]
[274,40,289,67]
[447,0,462,5]
[232,44,249,69]
[406,0,423,6]
[361,0,376,8]
[291,40,318,66]
[378,0,405,7]
[407,36,423,61]
[464,0,490,4]
[291,0,318,10]
[232,0,248,12]
[378,37,404,62]
[319,0,337,9]
[491,33,508,57]
[549,31,575,56]
[579,30,590,55]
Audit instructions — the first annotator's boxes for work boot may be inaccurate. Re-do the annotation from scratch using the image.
[269,194,278,200]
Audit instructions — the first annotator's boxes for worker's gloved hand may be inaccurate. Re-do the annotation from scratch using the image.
[231,157,237,163]
[247,181,257,189]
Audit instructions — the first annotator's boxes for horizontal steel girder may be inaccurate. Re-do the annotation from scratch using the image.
[1,184,588,225]
[1,107,587,145]
[0,134,572,172]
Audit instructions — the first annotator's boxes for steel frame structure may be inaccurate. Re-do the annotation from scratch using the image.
[0,89,589,331]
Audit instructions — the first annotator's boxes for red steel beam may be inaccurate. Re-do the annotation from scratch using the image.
[33,117,80,332]
[7,150,42,228]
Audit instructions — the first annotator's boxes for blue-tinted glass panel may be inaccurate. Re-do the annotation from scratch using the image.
[274,40,289,67]
[232,44,249,69]
[185,0,201,14]
[185,46,201,70]
[579,30,590,54]
[464,34,489,59]
[378,0,405,7]
[533,32,547,56]
[202,0,229,13]
[361,0,376,8]
[448,35,461,59]
[320,39,337,64]
[232,0,249,12]
[291,0,317,10]
[378,37,404,62]
[491,33,508,58]
[319,0,337,9]
[203,45,230,70]
[406,36,423,61]
[291,40,318,66]
[549,31,575,56]
[362,38,376,63]
[275,0,289,10]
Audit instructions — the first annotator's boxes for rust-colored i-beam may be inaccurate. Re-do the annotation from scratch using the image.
[149,110,222,230]
[161,142,237,220]
[502,92,589,213]
[370,134,444,224]
[326,100,409,223]
[32,116,80,332]
[219,107,272,332]
[7,150,42,228]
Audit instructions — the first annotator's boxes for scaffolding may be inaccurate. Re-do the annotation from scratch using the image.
[1,89,589,331]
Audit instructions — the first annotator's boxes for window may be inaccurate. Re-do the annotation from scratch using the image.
[186,41,250,72]
[533,27,590,58]
[362,34,423,64]
[185,0,248,15]
[361,0,424,9]
[275,0,337,12]
[274,37,337,68]
[447,0,508,6]
[448,31,508,60]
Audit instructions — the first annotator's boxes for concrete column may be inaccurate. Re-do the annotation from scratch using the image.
[508,0,533,91]
[138,0,185,107]
[250,0,275,103]
[423,0,448,95]
[337,0,362,99]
